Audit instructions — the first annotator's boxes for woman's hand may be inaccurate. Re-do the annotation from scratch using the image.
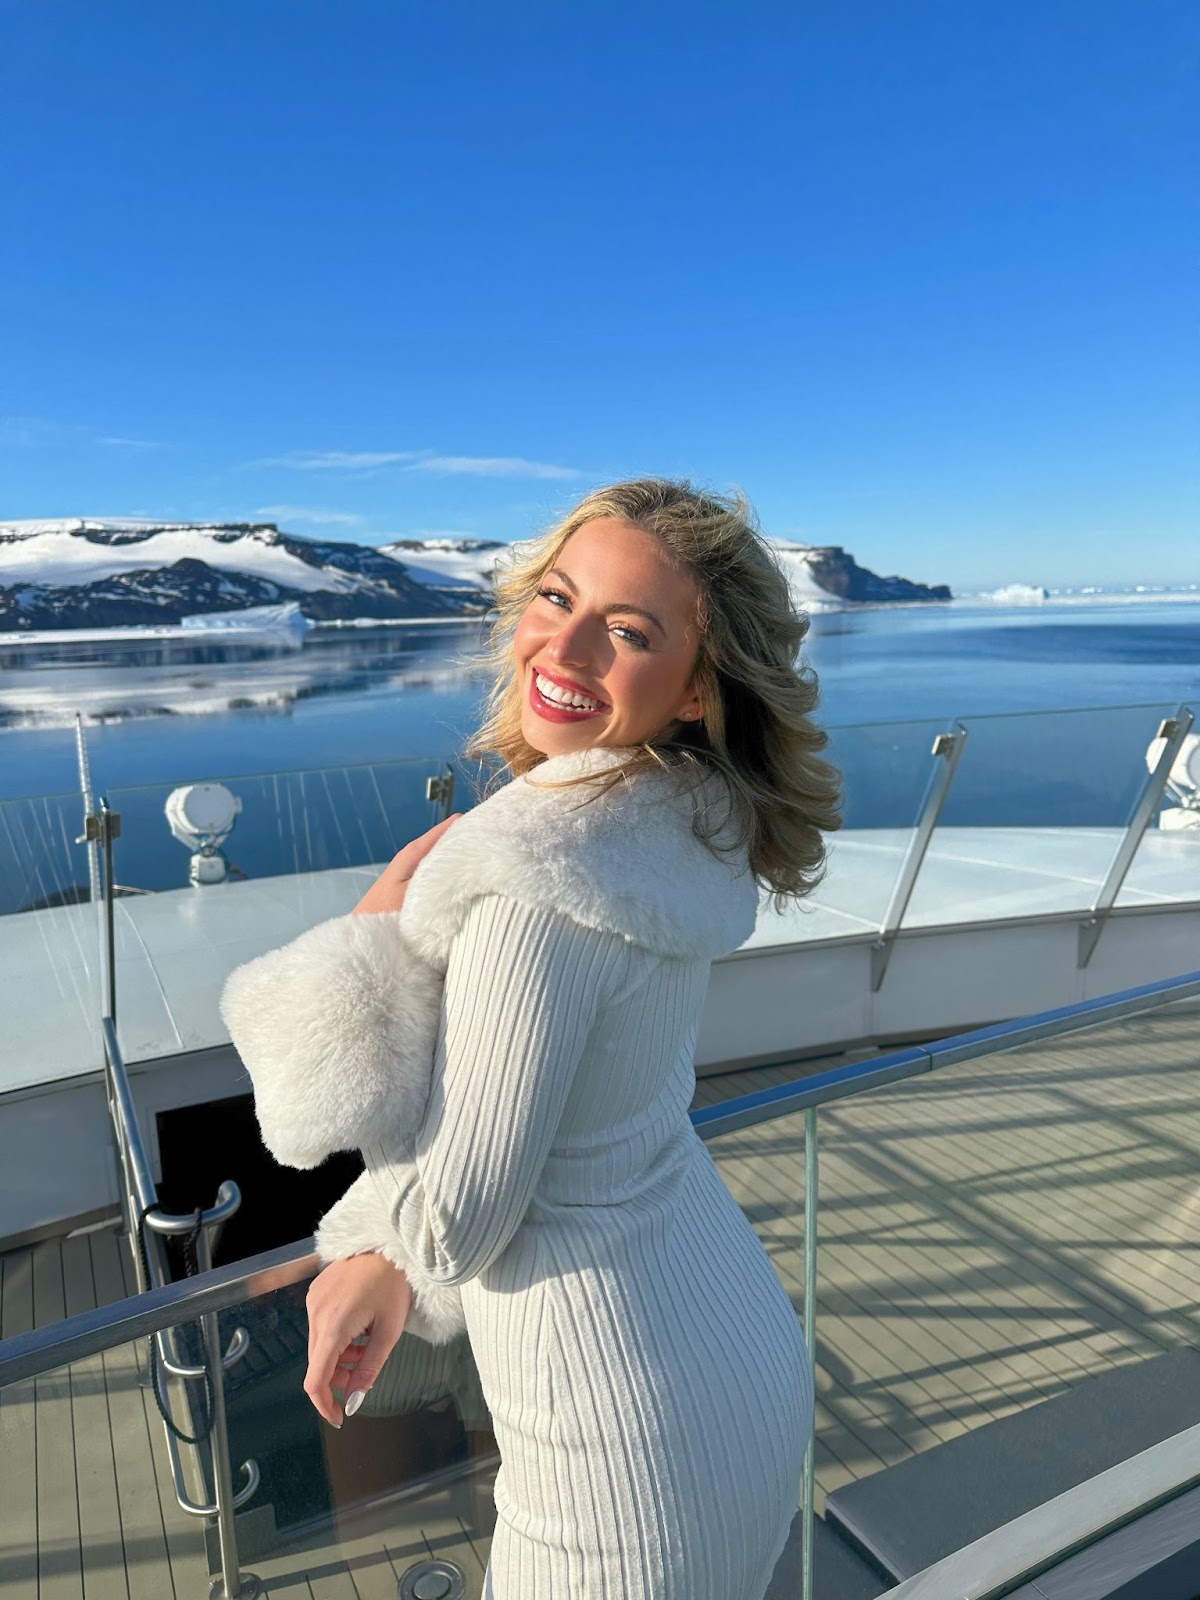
[352,813,462,917]
[304,1253,415,1426]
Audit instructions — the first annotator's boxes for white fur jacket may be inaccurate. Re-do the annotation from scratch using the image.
[218,743,759,1344]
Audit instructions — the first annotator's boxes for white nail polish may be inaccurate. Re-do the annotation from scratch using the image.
[344,1388,366,1417]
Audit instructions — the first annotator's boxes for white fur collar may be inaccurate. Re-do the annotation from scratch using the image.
[399,744,760,967]
[219,744,759,1176]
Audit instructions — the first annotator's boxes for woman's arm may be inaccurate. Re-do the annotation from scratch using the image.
[314,892,636,1288]
[218,817,459,1169]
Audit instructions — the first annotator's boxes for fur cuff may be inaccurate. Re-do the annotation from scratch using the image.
[315,1170,468,1347]
[218,911,444,1170]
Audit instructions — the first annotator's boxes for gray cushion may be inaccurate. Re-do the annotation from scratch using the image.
[825,1347,1200,1580]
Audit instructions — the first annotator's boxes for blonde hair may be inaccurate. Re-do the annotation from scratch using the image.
[460,477,842,908]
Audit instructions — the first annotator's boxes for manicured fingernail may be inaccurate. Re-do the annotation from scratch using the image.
[344,1389,366,1417]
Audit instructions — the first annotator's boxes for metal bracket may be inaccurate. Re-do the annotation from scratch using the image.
[425,767,456,816]
[871,724,968,992]
[83,807,122,843]
[159,1324,249,1379]
[1078,706,1195,968]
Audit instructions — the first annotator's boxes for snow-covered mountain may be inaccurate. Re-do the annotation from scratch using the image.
[380,535,952,611]
[0,519,487,632]
[0,518,951,633]
[377,536,513,604]
[769,542,951,607]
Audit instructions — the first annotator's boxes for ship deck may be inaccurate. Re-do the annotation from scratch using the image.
[4,996,1199,1597]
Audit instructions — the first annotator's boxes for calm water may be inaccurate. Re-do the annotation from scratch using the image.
[2,599,1196,913]
[1,600,1197,804]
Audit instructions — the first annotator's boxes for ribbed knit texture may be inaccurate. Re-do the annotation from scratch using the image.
[360,892,813,1599]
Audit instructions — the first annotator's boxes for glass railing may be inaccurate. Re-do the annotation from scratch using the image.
[753,714,961,943]
[99,754,455,893]
[0,1255,496,1600]
[738,699,1199,960]
[904,700,1185,927]
[4,969,1199,1600]
[0,754,459,1097]
[696,970,1200,1597]
[3,700,1194,927]
[0,785,89,916]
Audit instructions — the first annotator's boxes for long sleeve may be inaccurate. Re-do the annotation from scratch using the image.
[218,909,443,1170]
[314,892,635,1338]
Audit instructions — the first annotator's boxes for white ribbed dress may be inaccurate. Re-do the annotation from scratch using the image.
[355,889,813,1598]
[222,749,814,1599]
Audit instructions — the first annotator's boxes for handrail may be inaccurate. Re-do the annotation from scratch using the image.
[0,1241,319,1387]
[692,964,1200,1140]
[101,1015,161,1220]
[4,963,1198,1390]
[877,1420,1200,1599]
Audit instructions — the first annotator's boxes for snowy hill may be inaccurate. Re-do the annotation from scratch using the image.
[0,519,486,631]
[771,542,952,606]
[383,534,951,610]
[0,518,951,633]
[378,537,513,602]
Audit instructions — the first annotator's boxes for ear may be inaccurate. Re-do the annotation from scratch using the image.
[675,670,704,724]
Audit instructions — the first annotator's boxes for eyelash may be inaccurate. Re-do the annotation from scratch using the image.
[536,586,650,649]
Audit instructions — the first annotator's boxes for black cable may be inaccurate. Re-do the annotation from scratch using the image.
[137,1203,215,1446]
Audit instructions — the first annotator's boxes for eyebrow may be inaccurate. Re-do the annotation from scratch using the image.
[545,568,667,639]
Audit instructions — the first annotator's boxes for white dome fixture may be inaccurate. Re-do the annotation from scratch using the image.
[1146,730,1200,832]
[164,782,243,885]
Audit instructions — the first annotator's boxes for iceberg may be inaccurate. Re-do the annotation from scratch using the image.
[976,583,1050,605]
[179,601,311,636]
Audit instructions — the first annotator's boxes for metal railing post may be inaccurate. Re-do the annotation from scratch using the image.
[84,795,120,1025]
[1079,705,1195,967]
[801,1105,819,1600]
[871,724,968,991]
[73,713,101,905]
[192,1223,261,1600]
[426,763,455,820]
[82,789,132,1249]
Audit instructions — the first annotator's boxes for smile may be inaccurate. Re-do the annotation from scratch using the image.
[529,666,609,721]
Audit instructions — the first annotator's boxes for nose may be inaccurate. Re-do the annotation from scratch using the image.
[545,609,602,671]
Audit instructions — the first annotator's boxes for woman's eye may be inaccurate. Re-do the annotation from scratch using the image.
[536,587,648,649]
[537,588,649,649]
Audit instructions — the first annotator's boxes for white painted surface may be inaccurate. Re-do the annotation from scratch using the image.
[3,826,1198,1097]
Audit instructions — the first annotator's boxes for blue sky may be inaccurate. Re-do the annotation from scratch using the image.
[2,1,1195,591]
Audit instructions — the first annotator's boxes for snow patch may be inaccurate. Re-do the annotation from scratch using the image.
[976,583,1051,605]
[0,519,365,594]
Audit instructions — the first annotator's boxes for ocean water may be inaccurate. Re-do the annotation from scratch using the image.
[0,598,1196,806]
[1,598,1196,913]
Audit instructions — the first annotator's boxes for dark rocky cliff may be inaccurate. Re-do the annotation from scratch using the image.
[802,546,952,603]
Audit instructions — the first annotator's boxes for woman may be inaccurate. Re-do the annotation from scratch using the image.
[220,477,842,1599]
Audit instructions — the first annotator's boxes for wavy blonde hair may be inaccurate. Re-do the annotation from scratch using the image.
[459,477,842,908]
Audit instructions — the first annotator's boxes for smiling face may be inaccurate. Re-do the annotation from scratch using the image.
[513,517,705,757]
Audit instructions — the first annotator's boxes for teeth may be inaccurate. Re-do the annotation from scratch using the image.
[534,670,602,711]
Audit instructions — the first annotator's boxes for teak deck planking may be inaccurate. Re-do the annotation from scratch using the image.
[3,997,1197,1597]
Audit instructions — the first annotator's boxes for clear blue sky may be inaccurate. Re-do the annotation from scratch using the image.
[2,1,1195,591]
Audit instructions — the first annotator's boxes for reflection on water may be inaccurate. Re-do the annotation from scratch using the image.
[0,620,490,730]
